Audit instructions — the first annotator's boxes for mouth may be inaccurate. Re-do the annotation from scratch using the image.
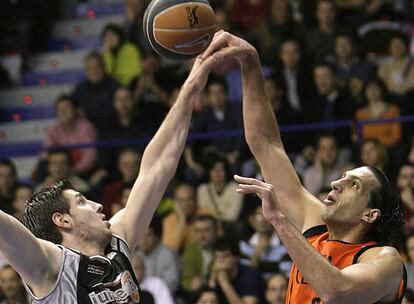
[104,221,111,228]
[324,192,336,205]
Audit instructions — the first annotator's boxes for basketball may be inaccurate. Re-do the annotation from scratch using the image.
[144,0,217,61]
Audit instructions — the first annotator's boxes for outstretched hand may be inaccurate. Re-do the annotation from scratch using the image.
[234,174,282,223]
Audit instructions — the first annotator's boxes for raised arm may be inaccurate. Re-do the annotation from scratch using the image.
[202,31,323,231]
[109,55,219,249]
[236,178,404,304]
[0,211,62,297]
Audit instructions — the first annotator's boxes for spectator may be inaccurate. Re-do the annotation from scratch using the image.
[102,23,143,86]
[34,149,90,194]
[72,52,119,133]
[132,253,173,304]
[0,160,17,215]
[110,184,131,216]
[303,135,343,195]
[378,33,414,97]
[273,39,312,123]
[265,273,288,304]
[197,157,242,223]
[354,78,402,148]
[360,140,389,174]
[208,236,266,304]
[306,0,337,63]
[124,0,151,53]
[44,95,97,175]
[182,215,219,292]
[405,233,414,297]
[228,0,271,32]
[0,265,29,304]
[248,0,305,65]
[162,183,211,254]
[192,286,220,304]
[11,185,33,221]
[138,219,180,293]
[312,62,355,150]
[99,148,141,217]
[397,163,414,220]
[191,76,244,167]
[327,32,373,102]
[239,205,291,279]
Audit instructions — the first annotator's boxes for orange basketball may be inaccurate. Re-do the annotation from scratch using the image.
[144,0,217,60]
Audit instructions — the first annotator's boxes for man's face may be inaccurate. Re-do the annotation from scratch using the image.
[0,165,15,193]
[249,207,273,234]
[56,100,75,125]
[365,82,382,102]
[0,267,22,300]
[114,88,133,116]
[62,190,112,249]
[317,137,337,167]
[48,153,71,180]
[214,250,238,273]
[209,162,226,185]
[197,291,219,304]
[85,57,105,84]
[174,184,196,218]
[139,228,158,254]
[208,83,227,110]
[316,1,335,27]
[193,219,217,249]
[361,142,381,168]
[314,66,335,96]
[118,151,141,183]
[322,167,380,227]
[280,41,300,69]
[335,36,352,60]
[397,165,414,189]
[390,37,407,59]
[266,274,288,304]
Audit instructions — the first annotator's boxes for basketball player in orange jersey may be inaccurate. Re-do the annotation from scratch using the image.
[201,31,406,304]
[0,53,221,304]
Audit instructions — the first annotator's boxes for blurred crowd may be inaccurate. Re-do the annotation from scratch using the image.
[2,0,414,303]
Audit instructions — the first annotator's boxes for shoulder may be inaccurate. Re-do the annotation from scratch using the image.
[357,245,403,270]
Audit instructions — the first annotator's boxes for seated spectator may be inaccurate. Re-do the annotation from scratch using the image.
[162,183,211,254]
[44,95,97,175]
[0,160,17,215]
[306,0,337,63]
[11,185,33,221]
[190,76,244,168]
[312,62,355,150]
[132,253,174,304]
[397,163,414,220]
[378,33,414,97]
[72,52,119,133]
[208,236,266,304]
[99,148,141,217]
[354,78,402,148]
[265,273,288,304]
[240,205,291,279]
[35,149,90,194]
[0,265,30,304]
[192,286,219,304]
[138,219,180,293]
[182,215,219,292]
[303,135,343,195]
[327,32,373,102]
[102,23,143,86]
[228,0,270,32]
[197,157,242,223]
[360,140,389,174]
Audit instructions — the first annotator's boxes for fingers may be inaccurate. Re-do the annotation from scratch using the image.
[200,30,230,60]
[234,174,264,186]
[236,183,266,194]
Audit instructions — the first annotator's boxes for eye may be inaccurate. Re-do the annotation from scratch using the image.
[352,182,359,189]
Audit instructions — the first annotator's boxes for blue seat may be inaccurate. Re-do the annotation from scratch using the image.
[0,105,56,122]
[71,2,126,18]
[48,36,101,51]
[23,70,85,86]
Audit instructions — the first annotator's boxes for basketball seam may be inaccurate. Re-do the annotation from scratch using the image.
[153,25,217,32]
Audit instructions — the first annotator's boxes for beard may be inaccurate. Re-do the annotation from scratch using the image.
[77,223,113,252]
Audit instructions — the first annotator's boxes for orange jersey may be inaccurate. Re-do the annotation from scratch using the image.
[286,226,406,304]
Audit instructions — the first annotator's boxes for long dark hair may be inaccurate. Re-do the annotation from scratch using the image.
[366,166,404,246]
[21,180,73,244]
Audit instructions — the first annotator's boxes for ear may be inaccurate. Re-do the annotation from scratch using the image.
[51,212,73,229]
[362,208,381,224]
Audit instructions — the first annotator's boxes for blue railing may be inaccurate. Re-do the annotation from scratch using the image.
[1,116,414,159]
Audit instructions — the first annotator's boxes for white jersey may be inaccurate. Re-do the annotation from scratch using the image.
[23,235,141,304]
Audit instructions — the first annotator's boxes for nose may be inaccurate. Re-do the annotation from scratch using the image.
[331,179,342,192]
[92,201,103,213]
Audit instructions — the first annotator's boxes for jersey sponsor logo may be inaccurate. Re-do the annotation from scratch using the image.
[88,271,140,304]
[87,264,105,276]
